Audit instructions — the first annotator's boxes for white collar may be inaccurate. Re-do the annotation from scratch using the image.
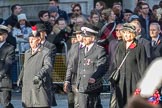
[85,43,94,51]
[152,35,160,43]
[0,41,6,48]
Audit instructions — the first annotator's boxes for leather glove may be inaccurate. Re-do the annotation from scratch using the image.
[33,76,41,84]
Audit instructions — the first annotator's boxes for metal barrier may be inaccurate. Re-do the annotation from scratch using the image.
[52,41,67,84]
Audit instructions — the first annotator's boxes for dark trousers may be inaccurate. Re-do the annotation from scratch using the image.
[0,90,14,108]
[78,92,102,108]
[68,92,75,108]
[67,85,79,108]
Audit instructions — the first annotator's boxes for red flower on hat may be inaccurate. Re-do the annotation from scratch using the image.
[129,42,136,49]
[32,26,37,31]
[31,25,37,36]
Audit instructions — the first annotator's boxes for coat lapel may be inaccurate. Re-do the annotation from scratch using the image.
[24,46,42,65]
[0,42,8,58]
[85,44,95,57]
[152,36,162,49]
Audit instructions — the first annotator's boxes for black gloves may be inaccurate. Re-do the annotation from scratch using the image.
[33,76,41,84]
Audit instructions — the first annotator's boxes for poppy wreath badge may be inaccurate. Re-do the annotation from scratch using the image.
[134,88,160,105]
[129,42,137,49]
[157,40,161,45]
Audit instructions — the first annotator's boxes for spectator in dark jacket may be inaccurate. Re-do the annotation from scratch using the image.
[38,10,53,35]
[4,4,22,29]
[47,18,71,53]
[49,0,69,23]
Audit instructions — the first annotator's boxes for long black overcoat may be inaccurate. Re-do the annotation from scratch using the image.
[113,40,148,108]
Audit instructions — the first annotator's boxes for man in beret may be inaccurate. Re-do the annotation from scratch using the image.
[76,24,107,108]
[17,29,53,108]
[0,25,15,108]
[35,23,57,65]
[35,23,57,106]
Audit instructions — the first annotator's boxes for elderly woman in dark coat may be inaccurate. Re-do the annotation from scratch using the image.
[109,23,148,108]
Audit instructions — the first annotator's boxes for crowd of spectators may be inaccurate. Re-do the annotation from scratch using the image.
[0,0,161,56]
[1,0,162,107]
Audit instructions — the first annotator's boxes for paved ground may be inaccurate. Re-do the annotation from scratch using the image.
[5,92,110,108]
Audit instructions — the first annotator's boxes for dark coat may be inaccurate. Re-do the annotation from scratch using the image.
[42,40,57,65]
[151,36,162,61]
[113,40,148,108]
[39,21,52,35]
[18,46,53,107]
[57,7,69,23]
[52,29,70,53]
[6,32,17,49]
[65,42,80,85]
[41,40,57,106]
[137,36,151,62]
[4,14,17,28]
[139,15,152,40]
[77,43,107,93]
[108,39,121,72]
[0,42,15,89]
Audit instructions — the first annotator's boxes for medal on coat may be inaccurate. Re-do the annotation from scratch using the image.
[86,59,91,65]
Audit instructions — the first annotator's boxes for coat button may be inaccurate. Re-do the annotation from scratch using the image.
[83,75,86,77]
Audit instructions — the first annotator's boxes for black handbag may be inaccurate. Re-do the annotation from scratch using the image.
[109,51,130,84]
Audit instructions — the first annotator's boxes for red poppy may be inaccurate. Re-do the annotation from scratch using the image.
[134,88,141,95]
[134,88,160,105]
[129,42,136,49]
[32,26,37,31]
[157,40,161,45]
